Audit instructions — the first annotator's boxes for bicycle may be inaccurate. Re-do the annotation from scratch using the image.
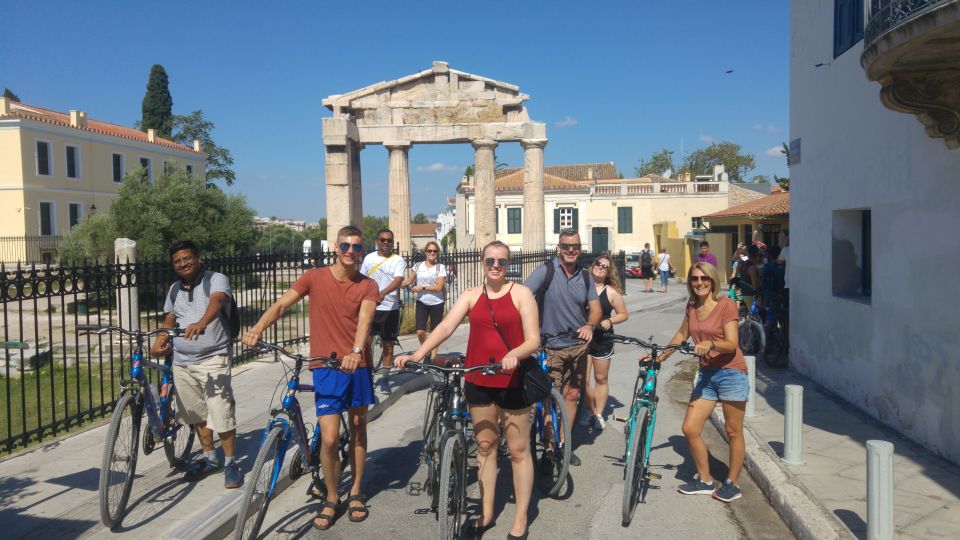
[403,358,501,540]
[234,341,351,540]
[606,333,696,526]
[738,299,766,366]
[759,292,788,367]
[78,324,196,528]
[530,331,578,498]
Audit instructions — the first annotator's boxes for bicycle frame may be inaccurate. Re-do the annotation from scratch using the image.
[258,374,319,499]
[124,340,178,441]
[624,355,659,475]
[532,349,563,451]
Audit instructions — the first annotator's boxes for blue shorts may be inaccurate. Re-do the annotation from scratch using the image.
[660,272,670,286]
[691,367,749,402]
[313,367,375,416]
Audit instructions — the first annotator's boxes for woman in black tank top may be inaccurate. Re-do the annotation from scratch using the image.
[581,255,629,430]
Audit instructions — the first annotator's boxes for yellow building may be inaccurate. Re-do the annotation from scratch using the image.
[0,97,206,263]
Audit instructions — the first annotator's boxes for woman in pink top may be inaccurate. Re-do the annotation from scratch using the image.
[660,261,748,503]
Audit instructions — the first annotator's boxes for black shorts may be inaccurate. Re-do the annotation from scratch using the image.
[371,309,400,340]
[415,301,444,332]
[640,265,655,279]
[589,338,614,359]
[464,382,528,411]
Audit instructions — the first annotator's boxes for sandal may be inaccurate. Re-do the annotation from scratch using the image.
[346,494,370,522]
[466,516,497,538]
[312,500,339,531]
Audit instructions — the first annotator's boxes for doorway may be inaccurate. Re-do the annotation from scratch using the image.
[592,227,609,253]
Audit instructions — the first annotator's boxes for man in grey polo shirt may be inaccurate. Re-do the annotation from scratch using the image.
[151,240,242,489]
[525,229,601,466]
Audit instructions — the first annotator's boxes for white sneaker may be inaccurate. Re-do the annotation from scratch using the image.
[594,414,606,430]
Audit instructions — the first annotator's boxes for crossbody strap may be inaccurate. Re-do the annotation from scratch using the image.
[483,284,513,353]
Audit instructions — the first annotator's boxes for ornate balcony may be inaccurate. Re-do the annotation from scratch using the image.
[861,0,960,148]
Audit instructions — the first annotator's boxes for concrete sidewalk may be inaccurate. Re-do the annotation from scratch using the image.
[712,360,960,539]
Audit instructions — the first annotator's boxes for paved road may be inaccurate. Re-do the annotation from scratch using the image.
[243,296,794,539]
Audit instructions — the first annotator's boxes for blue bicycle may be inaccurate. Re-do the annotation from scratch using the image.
[79,324,196,528]
[607,333,696,525]
[234,341,350,540]
[530,332,577,497]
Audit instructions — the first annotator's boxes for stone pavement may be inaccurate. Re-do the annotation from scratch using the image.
[711,359,960,539]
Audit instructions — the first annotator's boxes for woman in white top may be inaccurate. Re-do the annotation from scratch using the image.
[656,247,673,293]
[402,241,447,359]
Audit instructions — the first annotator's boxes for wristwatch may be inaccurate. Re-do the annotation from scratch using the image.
[351,346,363,354]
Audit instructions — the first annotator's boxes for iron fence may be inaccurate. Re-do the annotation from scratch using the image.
[0,236,64,265]
[0,248,622,453]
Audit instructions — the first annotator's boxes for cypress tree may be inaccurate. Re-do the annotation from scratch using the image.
[3,87,20,102]
[141,65,174,138]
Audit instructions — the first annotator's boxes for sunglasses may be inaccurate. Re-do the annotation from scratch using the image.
[425,249,439,254]
[377,238,394,244]
[689,275,712,283]
[594,263,609,270]
[484,257,509,268]
[339,242,363,253]
[558,243,582,251]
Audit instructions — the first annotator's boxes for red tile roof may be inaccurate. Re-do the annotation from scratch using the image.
[1,101,203,154]
[703,191,790,219]
[494,170,584,191]
[411,222,437,236]
[495,162,618,181]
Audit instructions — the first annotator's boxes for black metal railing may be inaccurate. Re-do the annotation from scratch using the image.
[865,0,951,46]
[0,248,622,453]
[0,236,64,265]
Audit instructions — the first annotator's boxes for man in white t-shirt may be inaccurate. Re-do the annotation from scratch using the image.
[360,228,407,393]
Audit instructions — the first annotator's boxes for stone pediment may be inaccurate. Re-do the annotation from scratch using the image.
[322,61,533,129]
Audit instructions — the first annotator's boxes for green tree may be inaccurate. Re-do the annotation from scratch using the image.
[463,165,474,178]
[60,167,257,262]
[440,228,456,251]
[750,174,770,184]
[635,148,675,177]
[681,141,755,182]
[3,87,20,102]
[171,110,236,186]
[413,212,429,224]
[141,64,174,138]
[255,224,307,255]
[362,215,390,247]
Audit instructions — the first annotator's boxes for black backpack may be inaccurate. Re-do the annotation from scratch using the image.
[535,260,590,322]
[640,249,652,267]
[167,271,241,340]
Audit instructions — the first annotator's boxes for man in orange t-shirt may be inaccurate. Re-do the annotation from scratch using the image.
[243,225,378,528]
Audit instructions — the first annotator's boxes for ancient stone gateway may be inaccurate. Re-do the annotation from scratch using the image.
[322,61,548,251]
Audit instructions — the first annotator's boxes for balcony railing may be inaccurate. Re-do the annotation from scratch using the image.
[865,0,951,46]
[590,181,728,197]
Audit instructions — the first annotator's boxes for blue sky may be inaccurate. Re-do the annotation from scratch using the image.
[1,0,790,221]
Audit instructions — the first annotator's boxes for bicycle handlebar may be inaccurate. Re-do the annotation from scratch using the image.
[603,333,698,356]
[244,341,342,368]
[77,324,186,338]
[403,360,504,376]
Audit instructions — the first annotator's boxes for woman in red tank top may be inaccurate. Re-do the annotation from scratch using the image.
[397,241,540,539]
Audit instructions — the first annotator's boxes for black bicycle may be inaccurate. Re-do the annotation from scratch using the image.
[404,358,501,540]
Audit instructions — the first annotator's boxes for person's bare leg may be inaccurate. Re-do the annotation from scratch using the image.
[503,406,533,537]
[592,358,610,418]
[382,339,395,368]
[720,401,746,483]
[314,413,341,527]
[681,398,718,482]
[195,421,214,452]
[218,429,236,459]
[469,403,499,528]
[348,407,369,518]
[582,356,595,417]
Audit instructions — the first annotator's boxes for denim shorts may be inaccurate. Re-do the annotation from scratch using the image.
[660,272,670,286]
[691,367,749,402]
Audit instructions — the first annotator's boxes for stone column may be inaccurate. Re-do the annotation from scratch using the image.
[386,142,412,254]
[325,145,351,245]
[472,139,498,247]
[521,138,548,251]
[114,238,140,332]
[350,143,364,228]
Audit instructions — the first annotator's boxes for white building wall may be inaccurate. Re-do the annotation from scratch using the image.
[791,0,960,463]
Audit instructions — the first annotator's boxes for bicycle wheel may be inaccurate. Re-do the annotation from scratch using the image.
[162,390,195,469]
[764,323,787,368]
[371,336,384,372]
[530,387,571,497]
[99,392,141,528]
[437,431,466,540]
[622,406,650,526]
[739,318,765,365]
[235,426,284,540]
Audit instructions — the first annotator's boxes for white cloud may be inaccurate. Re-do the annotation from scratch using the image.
[699,133,715,144]
[415,162,460,174]
[555,116,578,128]
[767,124,781,134]
[752,123,764,131]
[765,145,785,157]
[258,175,270,181]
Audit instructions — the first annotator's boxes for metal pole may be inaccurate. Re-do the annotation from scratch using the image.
[744,355,756,417]
[782,384,803,464]
[867,440,894,540]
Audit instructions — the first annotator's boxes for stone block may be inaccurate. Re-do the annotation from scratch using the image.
[2,345,53,378]
[459,80,485,92]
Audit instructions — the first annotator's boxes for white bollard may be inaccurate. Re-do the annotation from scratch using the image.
[744,355,756,418]
[782,384,803,464]
[867,440,894,540]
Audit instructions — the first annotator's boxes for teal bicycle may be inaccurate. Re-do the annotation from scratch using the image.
[607,333,696,526]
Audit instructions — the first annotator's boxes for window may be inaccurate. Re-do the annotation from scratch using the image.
[834,0,864,58]
[66,145,80,178]
[832,208,872,300]
[618,207,633,234]
[744,224,753,244]
[68,203,82,228]
[36,140,52,176]
[691,217,704,229]
[39,201,54,235]
[186,164,193,175]
[507,207,521,234]
[553,207,578,232]
[140,157,152,180]
[112,153,124,182]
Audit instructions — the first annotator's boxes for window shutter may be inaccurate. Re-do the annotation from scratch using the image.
[495,208,499,233]
[554,208,561,233]
[572,208,579,231]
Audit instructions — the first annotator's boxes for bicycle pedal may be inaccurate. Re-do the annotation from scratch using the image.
[406,482,423,496]
[648,485,661,489]
[414,508,432,515]
[646,472,662,480]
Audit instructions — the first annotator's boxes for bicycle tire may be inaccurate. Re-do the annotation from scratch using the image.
[437,430,466,540]
[99,392,141,528]
[371,336,384,372]
[530,387,572,497]
[739,318,765,365]
[764,324,787,368]
[622,406,650,526]
[235,426,284,540]
[162,390,195,468]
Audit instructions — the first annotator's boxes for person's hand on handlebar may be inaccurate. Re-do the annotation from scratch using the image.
[577,324,594,343]
[184,321,207,340]
[241,329,262,349]
[149,336,172,357]
[693,340,714,357]
[501,354,520,372]
[395,353,417,370]
[341,350,361,374]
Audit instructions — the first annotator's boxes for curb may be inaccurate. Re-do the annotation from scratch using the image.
[709,409,852,540]
[171,372,431,540]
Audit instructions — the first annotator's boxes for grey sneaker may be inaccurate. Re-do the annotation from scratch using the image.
[678,478,715,495]
[183,458,222,481]
[712,479,742,502]
[378,376,392,395]
[224,462,244,489]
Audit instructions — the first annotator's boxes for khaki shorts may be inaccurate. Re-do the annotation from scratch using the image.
[172,354,237,433]
[545,342,589,391]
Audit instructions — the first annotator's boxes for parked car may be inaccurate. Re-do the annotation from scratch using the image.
[624,266,644,279]
[625,253,642,278]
